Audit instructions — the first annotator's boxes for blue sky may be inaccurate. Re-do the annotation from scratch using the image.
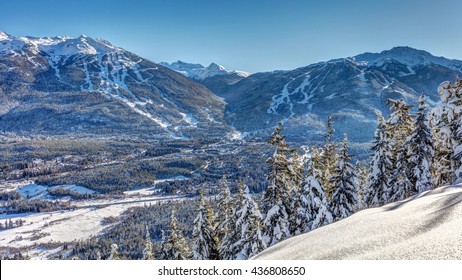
[1,0,461,72]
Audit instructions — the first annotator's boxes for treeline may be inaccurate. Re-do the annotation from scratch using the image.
[47,188,99,200]
[3,199,73,214]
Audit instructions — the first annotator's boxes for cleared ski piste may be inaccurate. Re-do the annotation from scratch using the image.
[254,184,462,259]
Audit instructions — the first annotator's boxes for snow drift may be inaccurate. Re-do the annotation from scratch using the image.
[254,185,462,259]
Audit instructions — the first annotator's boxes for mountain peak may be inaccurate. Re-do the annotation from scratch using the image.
[161,60,250,80]
[0,32,119,58]
[0,31,9,40]
[380,46,433,59]
[206,62,225,71]
[352,46,462,72]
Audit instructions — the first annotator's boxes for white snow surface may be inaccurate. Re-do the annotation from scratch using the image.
[10,183,96,200]
[254,185,462,259]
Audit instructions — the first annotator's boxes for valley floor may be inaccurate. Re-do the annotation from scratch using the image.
[0,180,187,259]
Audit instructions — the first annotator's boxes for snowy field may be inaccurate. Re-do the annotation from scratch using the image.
[0,179,187,259]
[254,184,462,259]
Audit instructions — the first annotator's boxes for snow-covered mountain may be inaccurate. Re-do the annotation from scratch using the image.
[0,32,230,139]
[254,184,462,259]
[2,34,460,146]
[160,60,250,80]
[219,47,462,144]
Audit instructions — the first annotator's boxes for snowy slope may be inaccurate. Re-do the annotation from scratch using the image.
[254,185,462,259]
[221,47,462,145]
[0,32,230,139]
[160,60,250,80]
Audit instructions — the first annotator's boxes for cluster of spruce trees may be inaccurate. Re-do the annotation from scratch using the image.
[364,78,462,206]
[107,78,462,260]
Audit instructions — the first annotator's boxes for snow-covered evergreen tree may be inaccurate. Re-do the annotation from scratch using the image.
[429,78,462,185]
[321,115,338,200]
[233,182,267,260]
[310,146,323,179]
[407,95,434,193]
[262,122,298,246]
[295,155,333,232]
[363,112,394,207]
[108,243,120,260]
[454,115,462,182]
[354,162,369,210]
[219,181,243,260]
[388,150,413,201]
[305,170,333,231]
[192,190,219,260]
[215,176,232,242]
[142,224,154,260]
[386,99,414,202]
[158,229,168,260]
[164,210,191,260]
[330,134,358,220]
[290,149,314,234]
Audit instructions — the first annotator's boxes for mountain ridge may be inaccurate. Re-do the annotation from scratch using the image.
[0,32,231,140]
[2,32,462,147]
[214,46,462,145]
[160,60,251,80]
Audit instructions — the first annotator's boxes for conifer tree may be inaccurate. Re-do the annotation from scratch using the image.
[330,134,358,220]
[363,112,394,207]
[290,149,315,234]
[354,162,369,210]
[386,99,414,202]
[234,181,267,260]
[311,146,324,179]
[388,150,413,201]
[407,95,434,193]
[215,176,232,242]
[142,224,154,260]
[429,78,462,185]
[454,115,462,182]
[219,181,243,260]
[158,229,168,260]
[305,168,333,231]
[108,243,120,260]
[321,115,337,200]
[192,190,219,260]
[262,122,298,246]
[164,210,191,260]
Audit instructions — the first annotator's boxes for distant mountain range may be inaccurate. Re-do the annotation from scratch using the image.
[214,46,462,144]
[159,60,250,80]
[0,32,231,140]
[2,31,462,147]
